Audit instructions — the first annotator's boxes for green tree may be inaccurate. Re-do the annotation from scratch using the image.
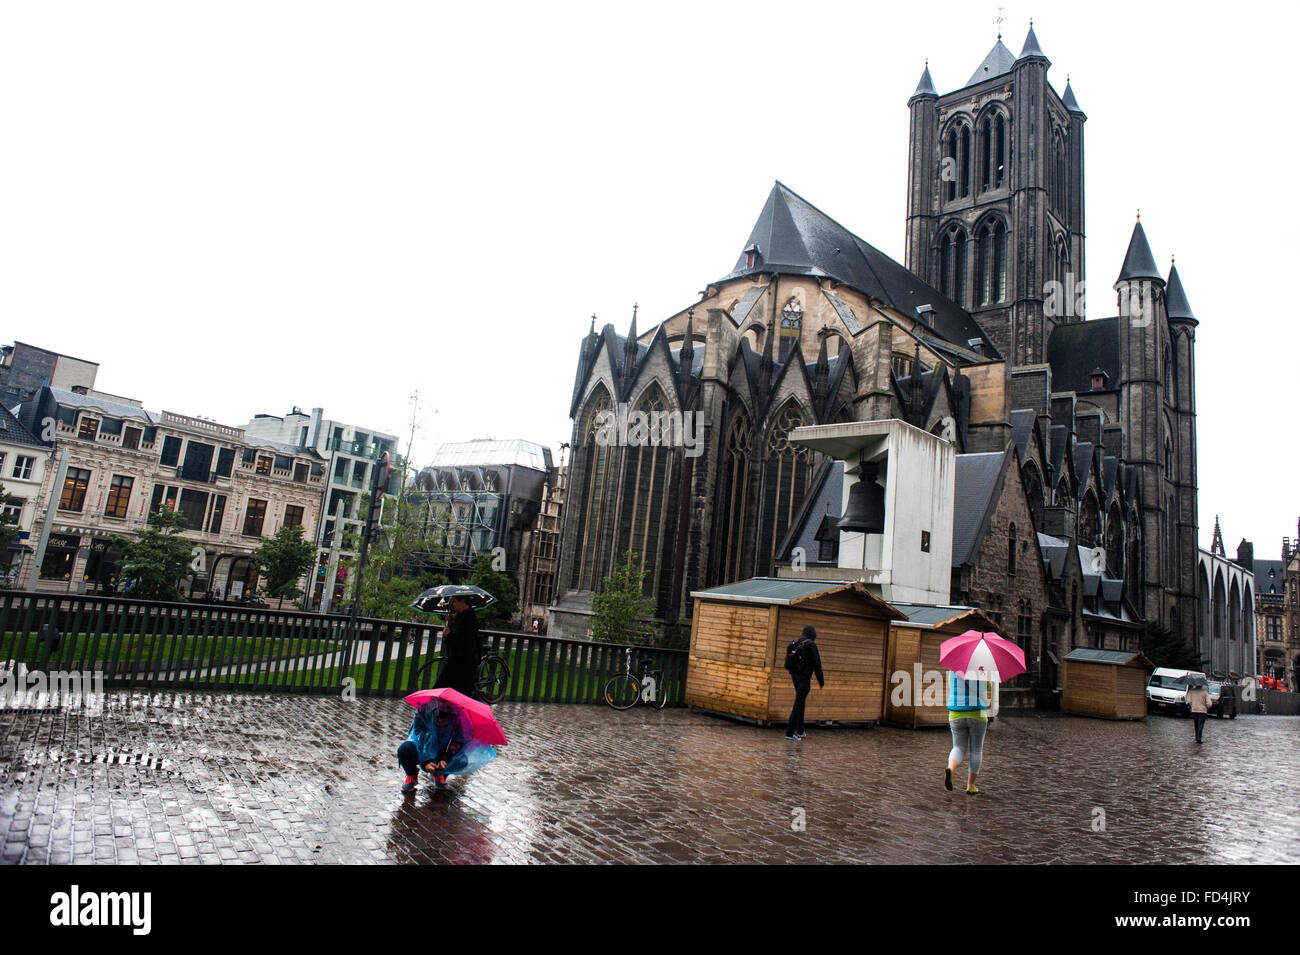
[0,483,21,587]
[591,550,656,646]
[115,507,195,602]
[1142,619,1205,670]
[254,525,316,608]
[467,552,518,628]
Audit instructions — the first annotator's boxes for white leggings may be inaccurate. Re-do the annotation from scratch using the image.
[948,718,988,775]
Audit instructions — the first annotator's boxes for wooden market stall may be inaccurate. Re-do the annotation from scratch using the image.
[884,604,1004,728]
[1060,648,1154,720]
[685,578,906,725]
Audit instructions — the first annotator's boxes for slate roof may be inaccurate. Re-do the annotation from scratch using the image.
[724,183,1000,358]
[1063,648,1151,667]
[1116,220,1163,283]
[1046,317,1120,395]
[1255,560,1285,596]
[891,603,983,628]
[952,450,1008,567]
[1061,81,1083,113]
[1038,533,1071,579]
[1017,24,1045,59]
[912,63,937,98]
[965,38,1017,87]
[1165,263,1196,321]
[47,387,159,425]
[0,404,42,449]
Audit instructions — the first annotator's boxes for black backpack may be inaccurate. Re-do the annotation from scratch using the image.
[784,637,810,674]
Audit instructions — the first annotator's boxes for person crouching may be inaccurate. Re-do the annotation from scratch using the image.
[398,701,466,792]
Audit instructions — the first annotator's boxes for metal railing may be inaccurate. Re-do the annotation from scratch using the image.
[0,591,687,704]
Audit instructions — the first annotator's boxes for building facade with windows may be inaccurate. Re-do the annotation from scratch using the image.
[0,406,53,585]
[520,454,566,631]
[242,407,399,612]
[16,387,323,598]
[1248,522,1300,686]
[412,439,555,623]
[1195,521,1255,680]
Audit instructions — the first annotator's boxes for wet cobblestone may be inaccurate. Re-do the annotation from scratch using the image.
[0,691,1296,864]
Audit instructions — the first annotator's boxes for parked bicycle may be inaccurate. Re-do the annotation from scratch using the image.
[417,651,510,705]
[603,646,668,710]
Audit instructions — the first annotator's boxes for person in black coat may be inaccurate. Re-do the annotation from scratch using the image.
[435,596,482,697]
[785,625,825,739]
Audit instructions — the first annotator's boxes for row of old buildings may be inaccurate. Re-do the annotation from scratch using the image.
[0,341,567,621]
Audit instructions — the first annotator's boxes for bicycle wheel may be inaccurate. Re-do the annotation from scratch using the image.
[477,654,509,704]
[648,670,669,710]
[603,674,640,710]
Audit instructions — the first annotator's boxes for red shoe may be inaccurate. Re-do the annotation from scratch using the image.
[434,775,448,789]
[401,775,417,793]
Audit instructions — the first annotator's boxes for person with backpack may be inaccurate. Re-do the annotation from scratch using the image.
[784,625,824,740]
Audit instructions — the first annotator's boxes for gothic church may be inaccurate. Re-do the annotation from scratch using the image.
[552,25,1198,666]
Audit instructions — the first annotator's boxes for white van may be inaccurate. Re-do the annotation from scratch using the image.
[1146,667,1207,715]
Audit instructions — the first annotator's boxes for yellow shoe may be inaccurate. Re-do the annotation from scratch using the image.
[944,768,953,791]
[966,785,980,795]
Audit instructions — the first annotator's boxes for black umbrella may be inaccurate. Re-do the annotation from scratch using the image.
[411,584,497,614]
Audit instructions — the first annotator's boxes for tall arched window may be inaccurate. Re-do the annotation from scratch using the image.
[994,113,1007,188]
[1022,462,1044,528]
[976,219,1008,305]
[574,387,614,591]
[980,116,993,192]
[1079,492,1100,548]
[617,385,674,595]
[1105,504,1123,577]
[758,402,814,573]
[960,125,971,198]
[779,298,802,363]
[944,121,972,202]
[1008,522,1017,576]
[717,409,752,584]
[939,227,968,306]
[980,111,1007,192]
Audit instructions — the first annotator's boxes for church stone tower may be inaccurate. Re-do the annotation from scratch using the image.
[905,25,1085,366]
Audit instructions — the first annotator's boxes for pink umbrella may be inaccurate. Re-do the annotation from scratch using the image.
[404,687,508,747]
[938,629,1026,682]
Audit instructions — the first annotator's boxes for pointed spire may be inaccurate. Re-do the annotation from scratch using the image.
[589,313,597,334]
[1062,78,1083,114]
[909,342,925,423]
[911,60,937,99]
[621,303,639,396]
[1211,516,1225,558]
[679,309,696,395]
[1116,218,1164,283]
[1165,260,1197,322]
[813,327,830,407]
[760,318,776,394]
[1018,20,1046,60]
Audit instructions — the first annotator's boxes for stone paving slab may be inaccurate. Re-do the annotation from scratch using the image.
[0,692,1296,864]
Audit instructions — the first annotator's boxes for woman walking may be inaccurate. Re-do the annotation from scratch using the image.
[945,673,998,795]
[1187,675,1211,744]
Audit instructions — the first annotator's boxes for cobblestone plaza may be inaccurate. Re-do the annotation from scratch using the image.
[1,694,1296,864]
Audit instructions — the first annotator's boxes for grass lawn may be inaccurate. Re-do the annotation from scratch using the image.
[0,631,342,672]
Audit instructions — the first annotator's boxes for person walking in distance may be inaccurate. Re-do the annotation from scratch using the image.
[945,673,999,795]
[1187,675,1211,744]
[784,625,824,740]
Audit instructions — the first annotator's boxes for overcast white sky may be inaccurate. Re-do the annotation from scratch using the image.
[1,1,1294,556]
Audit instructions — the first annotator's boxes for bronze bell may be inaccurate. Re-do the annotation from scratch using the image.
[838,461,886,534]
